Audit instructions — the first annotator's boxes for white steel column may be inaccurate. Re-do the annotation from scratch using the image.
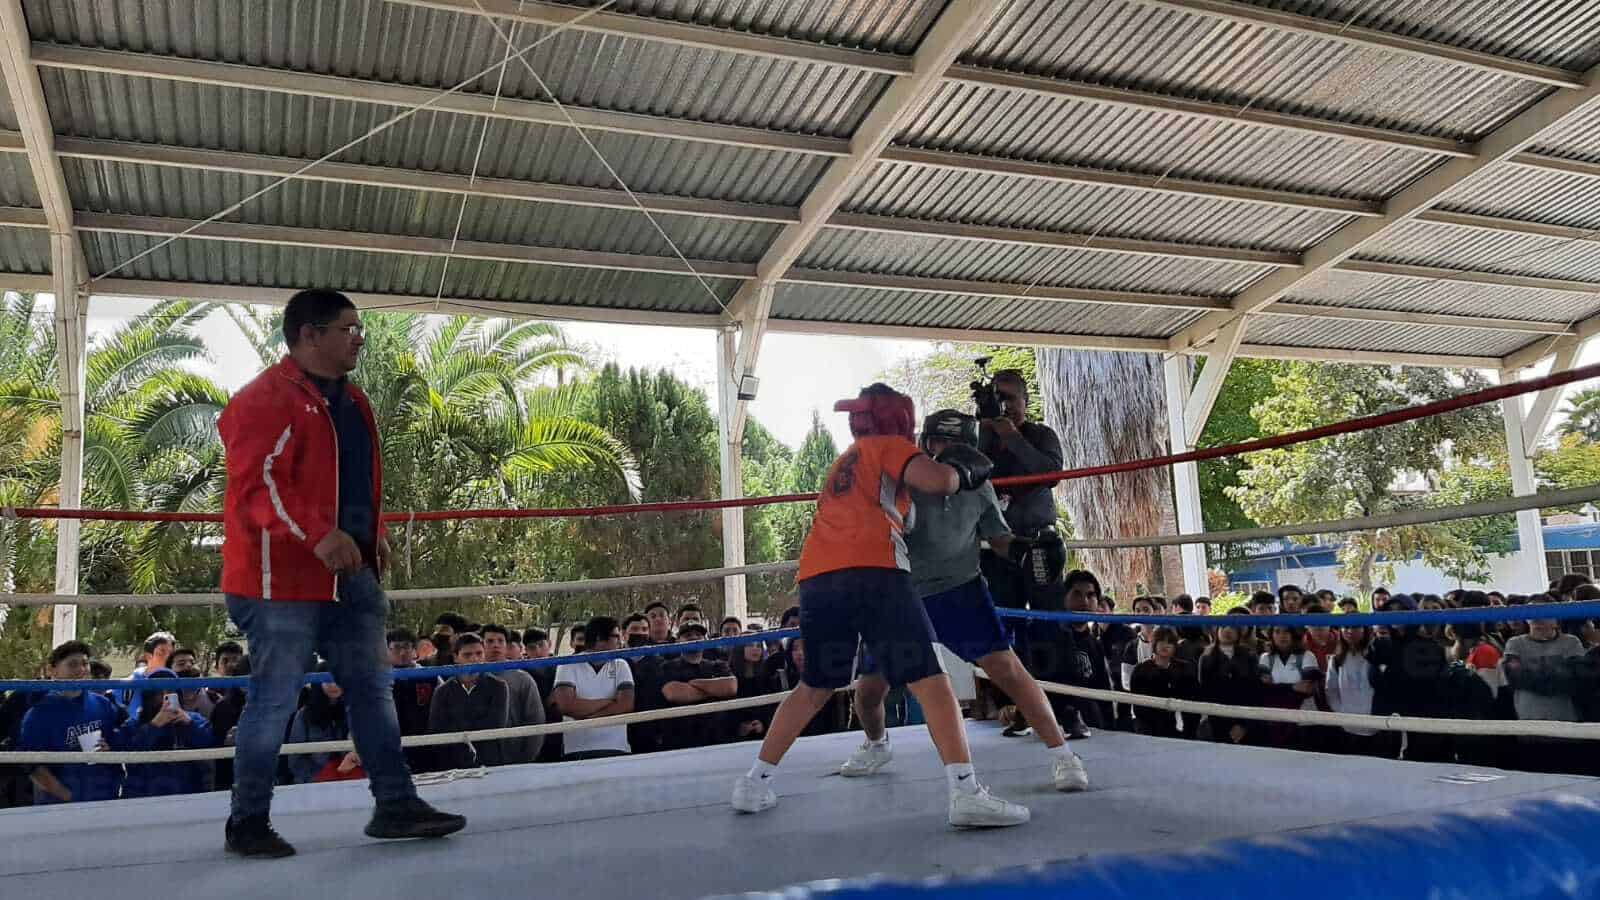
[1500,374,1550,593]
[1162,355,1210,597]
[51,234,86,643]
[715,326,747,621]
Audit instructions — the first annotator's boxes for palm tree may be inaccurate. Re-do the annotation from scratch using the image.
[1560,388,1600,443]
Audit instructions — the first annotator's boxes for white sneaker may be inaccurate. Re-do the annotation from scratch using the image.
[731,774,777,814]
[1051,752,1090,792]
[948,785,1031,828]
[839,740,894,777]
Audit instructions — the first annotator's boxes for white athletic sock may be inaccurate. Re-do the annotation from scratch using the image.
[867,734,889,747]
[748,760,778,782]
[945,762,979,795]
[1047,743,1076,760]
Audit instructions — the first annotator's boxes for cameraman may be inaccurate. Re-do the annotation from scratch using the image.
[978,371,1065,606]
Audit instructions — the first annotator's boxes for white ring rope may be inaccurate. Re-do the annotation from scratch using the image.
[3,484,1589,607]
[977,671,1600,741]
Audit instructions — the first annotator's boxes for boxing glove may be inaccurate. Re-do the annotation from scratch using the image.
[935,443,994,491]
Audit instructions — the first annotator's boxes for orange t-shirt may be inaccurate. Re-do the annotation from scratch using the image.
[797,436,923,581]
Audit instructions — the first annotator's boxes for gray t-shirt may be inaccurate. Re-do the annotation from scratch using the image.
[905,483,1010,598]
[1503,633,1585,724]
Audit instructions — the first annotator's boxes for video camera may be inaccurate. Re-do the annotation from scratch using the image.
[970,356,1004,420]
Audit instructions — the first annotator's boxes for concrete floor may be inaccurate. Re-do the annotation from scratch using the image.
[3,723,1596,899]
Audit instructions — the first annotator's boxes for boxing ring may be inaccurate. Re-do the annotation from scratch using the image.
[5,353,1600,898]
[4,722,1596,900]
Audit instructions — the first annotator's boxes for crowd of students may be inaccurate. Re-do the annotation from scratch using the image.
[5,572,1600,806]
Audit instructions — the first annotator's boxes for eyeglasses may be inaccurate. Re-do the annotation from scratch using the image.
[317,323,364,338]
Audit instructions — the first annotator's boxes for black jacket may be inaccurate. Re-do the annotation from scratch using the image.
[428,676,510,769]
[1129,659,1199,738]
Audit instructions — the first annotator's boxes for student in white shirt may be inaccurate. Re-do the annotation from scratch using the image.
[552,617,635,761]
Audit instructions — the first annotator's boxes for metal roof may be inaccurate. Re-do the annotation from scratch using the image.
[3,0,1600,373]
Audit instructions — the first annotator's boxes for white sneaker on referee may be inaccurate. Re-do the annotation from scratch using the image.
[731,774,777,814]
[839,739,893,777]
[1051,749,1090,792]
[948,785,1031,828]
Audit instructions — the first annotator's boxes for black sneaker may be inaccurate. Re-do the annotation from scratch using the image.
[225,815,296,858]
[1068,710,1093,741]
[364,798,467,840]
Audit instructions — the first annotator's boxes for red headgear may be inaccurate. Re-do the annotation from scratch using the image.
[834,384,916,440]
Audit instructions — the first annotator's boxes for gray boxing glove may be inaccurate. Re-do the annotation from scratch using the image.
[935,443,993,491]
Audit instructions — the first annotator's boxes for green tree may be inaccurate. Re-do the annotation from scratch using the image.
[1227,363,1500,595]
[1559,388,1600,443]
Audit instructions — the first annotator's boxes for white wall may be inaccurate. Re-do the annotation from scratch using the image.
[1270,550,1545,597]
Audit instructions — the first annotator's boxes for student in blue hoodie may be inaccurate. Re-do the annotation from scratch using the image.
[19,640,125,804]
[120,669,215,798]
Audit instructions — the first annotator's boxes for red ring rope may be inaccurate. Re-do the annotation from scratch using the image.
[8,359,1597,524]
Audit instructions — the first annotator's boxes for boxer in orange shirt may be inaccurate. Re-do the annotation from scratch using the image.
[730,384,1030,828]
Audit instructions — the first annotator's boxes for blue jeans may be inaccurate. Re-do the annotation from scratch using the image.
[226,568,416,820]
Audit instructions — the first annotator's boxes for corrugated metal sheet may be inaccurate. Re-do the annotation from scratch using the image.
[23,0,889,137]
[1283,268,1600,324]
[772,282,1206,336]
[849,161,1352,252]
[1357,219,1600,283]
[61,157,781,262]
[0,155,43,209]
[962,0,1552,141]
[1441,162,1600,230]
[1527,101,1600,162]
[38,69,831,206]
[543,0,945,54]
[799,228,1272,296]
[898,80,1445,199]
[1245,313,1536,357]
[78,230,737,312]
[1250,0,1600,70]
[0,227,50,274]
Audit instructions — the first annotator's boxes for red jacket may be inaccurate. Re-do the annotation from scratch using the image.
[220,357,385,602]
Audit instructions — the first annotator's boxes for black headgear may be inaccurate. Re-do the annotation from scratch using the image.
[919,409,979,452]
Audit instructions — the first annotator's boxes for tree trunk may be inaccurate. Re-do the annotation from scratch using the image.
[1036,349,1179,604]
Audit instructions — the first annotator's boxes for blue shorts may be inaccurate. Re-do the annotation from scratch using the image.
[860,577,1011,674]
[797,568,945,690]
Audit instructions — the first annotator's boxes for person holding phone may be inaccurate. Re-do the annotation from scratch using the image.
[121,669,215,798]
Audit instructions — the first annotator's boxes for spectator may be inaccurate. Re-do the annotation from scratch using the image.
[675,603,705,631]
[125,631,177,717]
[1337,597,1360,615]
[1248,591,1277,617]
[623,614,650,647]
[643,601,674,644]
[170,647,199,672]
[429,634,512,770]
[1198,613,1260,746]
[434,612,470,638]
[210,641,244,679]
[88,661,115,704]
[388,629,436,774]
[481,624,545,765]
[286,664,357,785]
[425,629,456,668]
[656,621,737,752]
[720,617,743,637]
[1193,597,1212,617]
[1170,595,1193,615]
[1315,589,1337,609]
[1258,625,1321,750]
[1503,617,1586,773]
[1302,605,1340,671]
[20,641,124,805]
[1016,569,1106,737]
[1278,585,1306,614]
[1417,596,1450,647]
[1370,594,1452,762]
[568,625,588,655]
[175,663,218,719]
[1118,596,1161,730]
[1488,591,1507,607]
[1325,625,1381,756]
[1129,627,1198,739]
[211,655,250,792]
[121,670,215,798]
[1372,587,1391,609]
[523,628,563,764]
[731,638,772,742]
[507,632,526,661]
[552,617,634,760]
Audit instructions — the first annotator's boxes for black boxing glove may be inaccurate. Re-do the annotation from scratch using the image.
[935,443,993,491]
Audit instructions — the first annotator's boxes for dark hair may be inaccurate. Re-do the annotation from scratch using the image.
[523,628,549,645]
[1250,591,1276,608]
[1556,573,1593,598]
[300,662,347,730]
[89,660,112,680]
[676,603,703,618]
[1149,626,1180,647]
[1333,625,1372,668]
[283,289,356,346]
[170,646,197,662]
[721,616,743,629]
[1171,596,1194,614]
[434,612,470,633]
[480,623,510,640]
[1316,589,1336,601]
[1372,587,1391,597]
[584,616,619,647]
[1225,606,1251,615]
[1457,590,1490,608]
[49,640,94,667]
[678,621,709,638]
[507,632,524,645]
[452,633,484,654]
[1277,584,1303,599]
[1064,569,1103,597]
[1338,597,1360,610]
[212,640,243,658]
[992,369,1028,398]
[622,613,647,628]
[780,605,801,626]
[142,632,176,655]
[387,628,418,647]
[643,601,670,616]
[1573,584,1600,603]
